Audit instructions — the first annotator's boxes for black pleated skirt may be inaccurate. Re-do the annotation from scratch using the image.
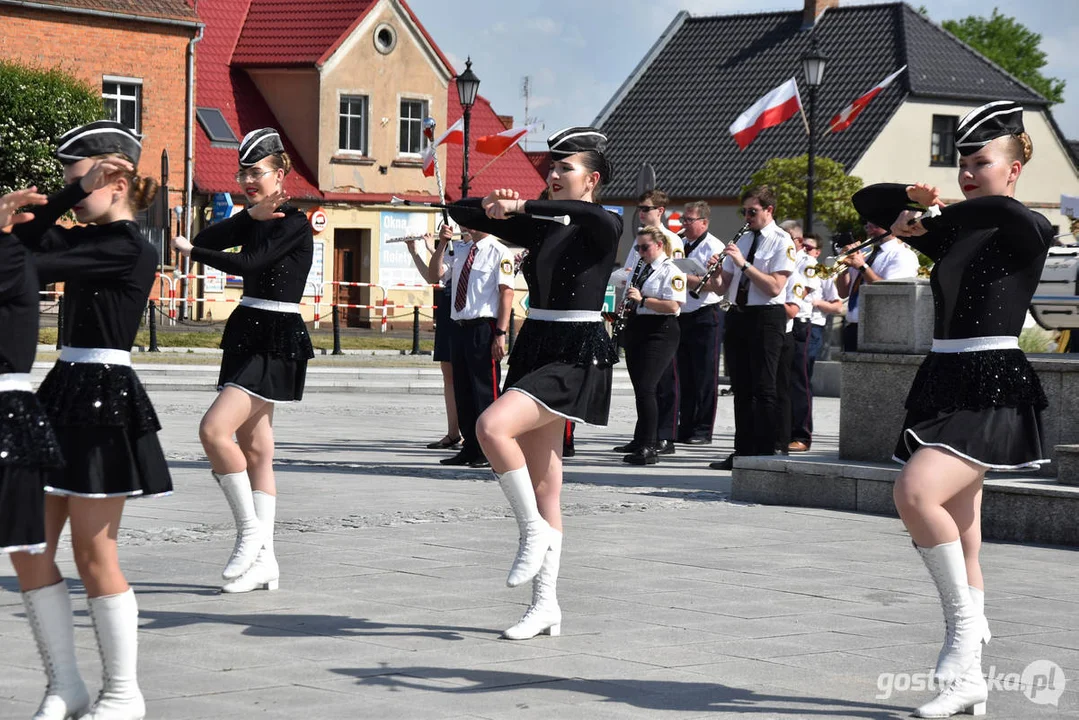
[504,319,617,426]
[0,390,62,553]
[894,349,1050,470]
[37,363,172,498]
[218,304,314,402]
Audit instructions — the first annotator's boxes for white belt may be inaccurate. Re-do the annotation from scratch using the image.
[59,347,132,366]
[526,309,604,322]
[240,296,301,314]
[0,373,32,392]
[931,336,1019,353]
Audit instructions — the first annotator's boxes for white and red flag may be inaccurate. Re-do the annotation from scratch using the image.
[421,118,464,177]
[829,66,907,133]
[475,123,539,156]
[729,78,803,150]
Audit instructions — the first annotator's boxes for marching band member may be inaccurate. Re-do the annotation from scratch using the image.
[853,101,1051,718]
[775,266,805,454]
[618,189,683,455]
[173,128,314,594]
[790,233,842,452]
[448,126,620,641]
[12,121,171,720]
[704,186,796,470]
[426,224,515,468]
[406,232,461,450]
[674,201,724,445]
[619,226,686,465]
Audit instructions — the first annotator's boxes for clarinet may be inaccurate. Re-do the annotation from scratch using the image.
[689,222,750,299]
[611,259,647,344]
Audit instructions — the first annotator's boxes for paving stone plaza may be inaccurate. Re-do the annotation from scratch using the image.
[2,382,1077,719]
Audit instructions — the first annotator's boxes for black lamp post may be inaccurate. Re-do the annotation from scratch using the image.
[456,57,480,198]
[801,39,827,235]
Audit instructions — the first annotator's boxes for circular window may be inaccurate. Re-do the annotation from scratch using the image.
[374,23,397,54]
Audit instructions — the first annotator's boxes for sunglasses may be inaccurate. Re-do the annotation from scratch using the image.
[637,205,658,212]
[634,243,657,252]
[741,207,761,217]
[804,244,820,251]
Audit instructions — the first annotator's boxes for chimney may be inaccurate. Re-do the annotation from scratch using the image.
[497,114,514,130]
[803,0,838,27]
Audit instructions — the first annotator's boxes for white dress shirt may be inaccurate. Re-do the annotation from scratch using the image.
[636,255,687,316]
[623,225,685,271]
[846,238,920,324]
[448,236,515,321]
[811,278,840,326]
[680,231,724,313]
[721,221,797,306]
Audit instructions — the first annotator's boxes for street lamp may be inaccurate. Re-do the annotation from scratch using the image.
[801,39,827,235]
[456,57,480,198]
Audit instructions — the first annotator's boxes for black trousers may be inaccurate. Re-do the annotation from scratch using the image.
[625,315,680,447]
[450,319,500,457]
[676,304,722,441]
[724,304,787,456]
[790,319,812,444]
[776,328,794,451]
[656,358,678,442]
[843,321,859,352]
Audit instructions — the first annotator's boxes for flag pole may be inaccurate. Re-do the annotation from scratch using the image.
[468,140,522,185]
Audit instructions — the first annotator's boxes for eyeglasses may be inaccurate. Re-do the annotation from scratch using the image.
[637,205,657,212]
[741,207,761,217]
[682,216,703,224]
[634,243,657,252]
[235,168,272,184]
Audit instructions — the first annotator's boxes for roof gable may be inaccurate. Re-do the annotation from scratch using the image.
[231,0,378,67]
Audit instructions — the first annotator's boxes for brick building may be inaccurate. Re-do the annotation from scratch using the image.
[0,0,202,217]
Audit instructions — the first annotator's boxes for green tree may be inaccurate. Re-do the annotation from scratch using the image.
[942,8,1065,104]
[742,154,863,233]
[0,61,104,195]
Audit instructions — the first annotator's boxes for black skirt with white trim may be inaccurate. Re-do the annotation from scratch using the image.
[894,349,1049,469]
[218,305,314,402]
[0,391,62,553]
[37,363,172,498]
[503,319,617,426]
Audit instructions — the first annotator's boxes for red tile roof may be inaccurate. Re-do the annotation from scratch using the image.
[231,0,377,67]
[20,0,200,23]
[525,151,551,181]
[444,80,546,202]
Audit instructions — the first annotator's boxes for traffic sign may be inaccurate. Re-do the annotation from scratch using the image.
[667,211,682,234]
[309,207,328,233]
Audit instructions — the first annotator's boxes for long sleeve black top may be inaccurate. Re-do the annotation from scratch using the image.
[0,232,40,373]
[448,198,621,311]
[190,206,313,303]
[852,184,1053,339]
[13,182,157,351]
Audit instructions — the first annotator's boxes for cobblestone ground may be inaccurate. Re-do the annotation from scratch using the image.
[2,390,1077,719]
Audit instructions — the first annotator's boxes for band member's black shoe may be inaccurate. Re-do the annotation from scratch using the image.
[440,451,477,466]
[655,440,676,455]
[709,453,736,471]
[468,456,491,468]
[623,446,659,465]
[563,443,576,458]
[612,441,641,453]
[427,435,462,450]
[684,435,712,445]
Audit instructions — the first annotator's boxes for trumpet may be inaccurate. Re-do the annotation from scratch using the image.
[689,222,750,299]
[385,232,466,244]
[803,234,886,280]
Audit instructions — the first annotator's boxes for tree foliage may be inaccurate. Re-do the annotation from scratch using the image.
[942,8,1065,105]
[0,61,104,195]
[742,154,863,234]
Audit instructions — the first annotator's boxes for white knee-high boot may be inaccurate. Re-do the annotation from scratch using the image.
[81,589,144,720]
[498,467,552,587]
[503,530,562,640]
[916,540,991,684]
[914,586,988,717]
[22,580,90,720]
[221,491,279,593]
[215,470,263,580]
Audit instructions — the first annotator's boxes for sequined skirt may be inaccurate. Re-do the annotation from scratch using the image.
[37,363,172,498]
[896,349,1049,469]
[220,304,314,360]
[0,391,61,553]
[504,319,615,426]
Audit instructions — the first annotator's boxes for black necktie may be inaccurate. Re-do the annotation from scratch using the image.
[734,231,761,306]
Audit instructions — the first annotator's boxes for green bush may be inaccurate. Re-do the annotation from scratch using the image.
[742,155,864,233]
[0,61,104,195]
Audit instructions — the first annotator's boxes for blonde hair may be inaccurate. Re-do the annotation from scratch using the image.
[639,225,671,256]
[1003,132,1033,164]
[98,153,159,211]
[266,151,293,175]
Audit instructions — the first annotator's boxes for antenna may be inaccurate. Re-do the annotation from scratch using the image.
[520,75,543,152]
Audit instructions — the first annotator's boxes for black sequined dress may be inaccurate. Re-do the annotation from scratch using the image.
[191,206,314,402]
[853,184,1052,469]
[0,232,61,551]
[14,182,172,498]
[449,199,621,425]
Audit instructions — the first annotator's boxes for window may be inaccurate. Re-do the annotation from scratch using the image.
[196,107,239,146]
[399,98,428,155]
[102,78,142,134]
[931,115,958,166]
[339,95,369,153]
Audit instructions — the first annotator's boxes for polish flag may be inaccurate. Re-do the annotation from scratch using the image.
[829,66,907,133]
[421,118,465,177]
[475,123,539,156]
[729,78,803,150]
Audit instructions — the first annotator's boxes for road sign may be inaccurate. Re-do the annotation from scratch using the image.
[309,207,328,233]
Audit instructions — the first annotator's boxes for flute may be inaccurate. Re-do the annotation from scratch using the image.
[390,196,571,226]
[385,232,465,245]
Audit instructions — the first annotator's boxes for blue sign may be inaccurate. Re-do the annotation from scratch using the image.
[211,192,234,222]
[603,205,625,216]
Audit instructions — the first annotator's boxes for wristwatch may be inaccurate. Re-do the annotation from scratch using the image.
[493,328,507,337]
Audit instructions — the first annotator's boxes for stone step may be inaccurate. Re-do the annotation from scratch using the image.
[730,454,1079,547]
